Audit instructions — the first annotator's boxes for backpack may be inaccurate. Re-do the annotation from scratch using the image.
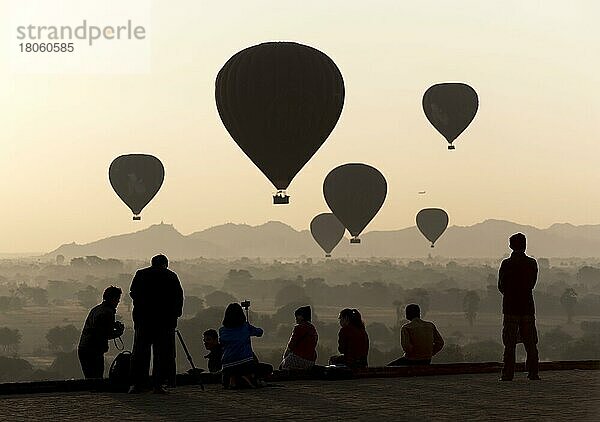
[109,350,132,389]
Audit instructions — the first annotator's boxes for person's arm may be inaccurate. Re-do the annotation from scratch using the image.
[129,270,140,301]
[97,310,119,340]
[287,325,301,352]
[401,326,412,355]
[498,261,506,294]
[248,324,263,337]
[338,329,346,354]
[173,274,184,318]
[530,260,538,290]
[432,325,444,356]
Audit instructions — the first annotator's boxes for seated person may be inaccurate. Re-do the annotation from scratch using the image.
[280,306,318,370]
[203,329,223,373]
[329,308,369,368]
[219,302,271,388]
[77,286,125,379]
[388,304,444,366]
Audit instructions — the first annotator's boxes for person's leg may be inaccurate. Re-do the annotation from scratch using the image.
[152,327,175,390]
[163,327,176,387]
[255,362,273,379]
[78,348,93,378]
[130,326,152,389]
[520,316,540,379]
[387,356,410,366]
[501,315,518,380]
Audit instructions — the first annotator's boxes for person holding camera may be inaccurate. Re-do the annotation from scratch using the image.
[128,254,183,394]
[219,302,268,388]
[78,286,125,379]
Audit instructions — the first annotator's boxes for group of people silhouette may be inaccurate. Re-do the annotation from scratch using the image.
[77,232,540,393]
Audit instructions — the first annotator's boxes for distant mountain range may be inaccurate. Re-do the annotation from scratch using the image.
[45,219,600,259]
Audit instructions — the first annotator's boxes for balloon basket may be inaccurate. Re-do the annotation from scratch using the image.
[350,238,361,244]
[448,145,455,150]
[273,194,290,205]
[133,216,141,221]
[325,254,331,258]
[430,244,435,248]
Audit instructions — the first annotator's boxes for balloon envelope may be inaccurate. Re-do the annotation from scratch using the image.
[416,208,449,247]
[215,42,345,201]
[109,154,164,219]
[323,163,387,242]
[310,213,346,256]
[422,83,478,149]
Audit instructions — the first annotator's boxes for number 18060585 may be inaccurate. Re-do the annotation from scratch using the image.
[19,43,74,53]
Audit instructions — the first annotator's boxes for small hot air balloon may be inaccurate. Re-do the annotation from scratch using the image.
[416,208,449,247]
[422,83,478,150]
[323,163,387,244]
[109,154,164,220]
[310,213,346,257]
[215,42,345,204]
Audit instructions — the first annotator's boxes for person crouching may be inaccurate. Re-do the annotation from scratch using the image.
[78,286,125,378]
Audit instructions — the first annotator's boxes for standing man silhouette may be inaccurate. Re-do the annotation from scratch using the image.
[498,233,540,381]
[129,254,184,393]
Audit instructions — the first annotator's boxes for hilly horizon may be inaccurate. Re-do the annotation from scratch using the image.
[43,219,600,260]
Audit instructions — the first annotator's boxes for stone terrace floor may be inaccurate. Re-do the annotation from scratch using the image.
[2,370,599,421]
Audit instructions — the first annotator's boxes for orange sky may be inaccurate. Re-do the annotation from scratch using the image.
[0,0,598,252]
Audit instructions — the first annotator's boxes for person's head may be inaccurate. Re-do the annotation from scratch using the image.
[222,303,247,328]
[509,233,526,252]
[203,329,219,350]
[294,306,311,324]
[151,254,169,268]
[405,304,421,321]
[339,308,364,329]
[103,286,122,308]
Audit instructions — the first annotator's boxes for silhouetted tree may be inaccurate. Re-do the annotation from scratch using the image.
[204,290,237,308]
[274,284,308,308]
[0,356,33,382]
[16,285,48,306]
[183,295,205,316]
[463,290,480,327]
[0,327,22,354]
[76,285,100,308]
[46,325,79,352]
[0,296,24,313]
[49,350,82,379]
[560,288,578,323]
[405,288,430,316]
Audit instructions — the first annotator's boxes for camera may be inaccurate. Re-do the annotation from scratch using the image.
[240,300,250,309]
[114,320,125,334]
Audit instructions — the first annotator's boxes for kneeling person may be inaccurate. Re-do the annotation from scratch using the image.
[78,286,125,378]
[388,304,444,366]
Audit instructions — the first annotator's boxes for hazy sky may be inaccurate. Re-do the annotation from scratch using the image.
[0,1,599,252]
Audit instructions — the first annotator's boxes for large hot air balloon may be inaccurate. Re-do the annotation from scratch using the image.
[109,154,164,220]
[323,164,387,244]
[416,208,449,247]
[310,213,346,257]
[215,42,345,204]
[422,83,478,150]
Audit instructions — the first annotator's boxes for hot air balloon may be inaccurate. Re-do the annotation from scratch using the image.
[215,42,345,204]
[310,213,346,257]
[109,154,164,220]
[416,208,449,247]
[422,83,478,150]
[323,164,387,244]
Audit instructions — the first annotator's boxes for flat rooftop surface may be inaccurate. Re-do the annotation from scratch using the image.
[2,370,599,421]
